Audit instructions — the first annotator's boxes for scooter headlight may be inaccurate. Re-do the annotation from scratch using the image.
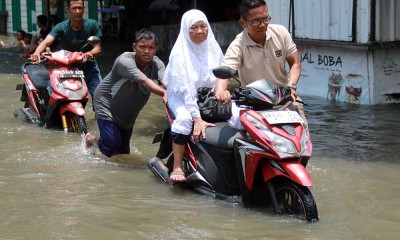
[299,128,311,157]
[55,79,68,95]
[244,113,298,158]
[260,129,298,158]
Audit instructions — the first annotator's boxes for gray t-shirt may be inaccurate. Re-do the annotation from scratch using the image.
[94,52,165,129]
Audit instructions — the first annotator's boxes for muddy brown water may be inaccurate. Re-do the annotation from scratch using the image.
[1,34,399,239]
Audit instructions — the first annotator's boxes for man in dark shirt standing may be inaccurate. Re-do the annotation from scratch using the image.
[23,15,54,58]
[85,28,167,158]
[31,0,102,100]
[36,15,52,43]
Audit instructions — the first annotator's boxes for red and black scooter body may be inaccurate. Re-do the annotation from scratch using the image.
[15,50,89,133]
[149,67,318,222]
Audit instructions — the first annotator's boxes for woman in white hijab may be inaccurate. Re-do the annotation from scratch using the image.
[164,9,224,182]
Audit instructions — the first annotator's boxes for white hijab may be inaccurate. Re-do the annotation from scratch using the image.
[164,9,223,97]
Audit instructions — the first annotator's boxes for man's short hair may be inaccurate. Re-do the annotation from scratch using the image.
[239,0,267,20]
[67,0,84,8]
[134,28,158,45]
[36,15,48,26]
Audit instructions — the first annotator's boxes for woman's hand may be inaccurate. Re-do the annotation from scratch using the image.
[192,117,215,141]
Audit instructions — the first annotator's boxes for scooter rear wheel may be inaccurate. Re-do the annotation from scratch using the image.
[275,181,319,222]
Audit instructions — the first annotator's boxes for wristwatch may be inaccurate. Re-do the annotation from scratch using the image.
[289,83,297,90]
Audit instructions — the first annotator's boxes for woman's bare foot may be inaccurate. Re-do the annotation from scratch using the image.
[170,167,186,182]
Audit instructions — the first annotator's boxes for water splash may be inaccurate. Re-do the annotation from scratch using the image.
[80,133,96,155]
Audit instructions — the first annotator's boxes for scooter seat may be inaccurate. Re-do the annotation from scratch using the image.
[201,122,247,149]
[23,63,50,88]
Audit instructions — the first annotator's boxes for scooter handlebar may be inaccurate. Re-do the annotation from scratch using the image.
[231,87,250,106]
[28,56,47,64]
[230,86,295,109]
[41,51,93,65]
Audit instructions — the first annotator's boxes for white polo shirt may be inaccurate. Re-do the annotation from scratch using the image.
[222,24,297,87]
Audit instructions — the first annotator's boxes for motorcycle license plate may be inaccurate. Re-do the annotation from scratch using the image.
[260,110,304,124]
[58,70,84,79]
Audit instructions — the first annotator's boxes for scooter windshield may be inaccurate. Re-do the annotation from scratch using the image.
[247,79,279,104]
[51,50,72,58]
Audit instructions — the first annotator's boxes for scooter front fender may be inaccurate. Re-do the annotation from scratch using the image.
[263,160,314,187]
[59,102,85,116]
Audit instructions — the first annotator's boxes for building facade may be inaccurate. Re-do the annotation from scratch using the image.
[1,0,399,105]
[277,0,400,105]
[153,0,400,105]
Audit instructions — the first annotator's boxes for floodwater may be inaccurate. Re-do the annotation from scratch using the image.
[1,34,400,239]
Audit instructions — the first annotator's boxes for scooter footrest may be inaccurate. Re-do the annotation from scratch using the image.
[16,84,23,90]
[22,108,42,124]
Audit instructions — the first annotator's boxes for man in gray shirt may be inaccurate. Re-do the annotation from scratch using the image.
[85,28,166,157]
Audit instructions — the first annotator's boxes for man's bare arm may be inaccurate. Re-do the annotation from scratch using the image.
[138,77,166,97]
[287,51,301,86]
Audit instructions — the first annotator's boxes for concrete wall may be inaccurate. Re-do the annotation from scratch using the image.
[2,0,95,34]
[372,48,400,104]
[297,42,400,105]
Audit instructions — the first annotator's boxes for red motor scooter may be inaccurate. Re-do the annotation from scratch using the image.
[148,66,318,222]
[14,36,101,134]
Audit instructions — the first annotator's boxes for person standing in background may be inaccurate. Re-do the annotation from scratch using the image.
[23,15,56,58]
[49,0,62,27]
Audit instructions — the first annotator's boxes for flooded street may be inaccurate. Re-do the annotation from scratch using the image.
[1,34,400,239]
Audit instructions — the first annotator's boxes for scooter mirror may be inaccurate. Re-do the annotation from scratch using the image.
[87,36,101,45]
[212,66,236,79]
